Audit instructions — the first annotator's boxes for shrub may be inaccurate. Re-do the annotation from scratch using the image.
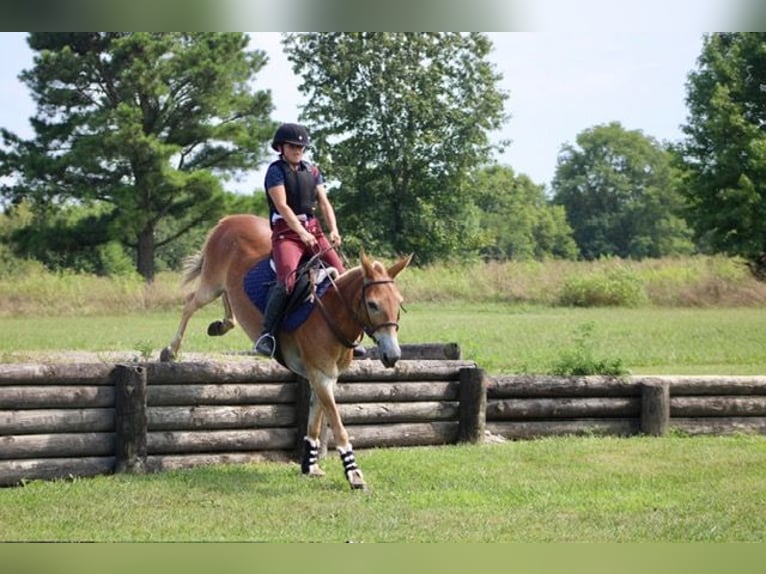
[558,267,648,307]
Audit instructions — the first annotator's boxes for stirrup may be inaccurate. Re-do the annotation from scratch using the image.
[253,333,276,358]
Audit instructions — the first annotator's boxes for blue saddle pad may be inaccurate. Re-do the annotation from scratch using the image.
[242,258,332,332]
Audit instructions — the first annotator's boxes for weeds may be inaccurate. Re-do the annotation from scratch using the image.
[550,322,629,376]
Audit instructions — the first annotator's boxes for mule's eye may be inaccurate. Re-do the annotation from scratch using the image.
[367,301,380,313]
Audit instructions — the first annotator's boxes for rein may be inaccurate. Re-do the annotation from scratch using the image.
[310,253,400,349]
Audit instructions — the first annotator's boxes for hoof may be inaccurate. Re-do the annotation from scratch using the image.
[207,320,232,336]
[347,471,367,491]
[159,347,176,362]
[304,465,326,478]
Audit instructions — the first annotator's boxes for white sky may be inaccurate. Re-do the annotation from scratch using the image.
[0,14,726,194]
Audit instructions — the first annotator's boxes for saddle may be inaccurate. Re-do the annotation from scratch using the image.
[243,255,337,332]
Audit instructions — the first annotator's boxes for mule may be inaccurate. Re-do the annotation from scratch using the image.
[160,214,412,490]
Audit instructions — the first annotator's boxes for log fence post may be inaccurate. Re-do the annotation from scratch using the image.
[641,380,670,436]
[113,364,147,474]
[458,367,487,443]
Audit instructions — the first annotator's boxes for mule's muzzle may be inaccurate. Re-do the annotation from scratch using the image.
[379,352,400,369]
[375,333,401,368]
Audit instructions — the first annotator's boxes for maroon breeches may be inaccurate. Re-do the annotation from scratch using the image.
[271,218,346,293]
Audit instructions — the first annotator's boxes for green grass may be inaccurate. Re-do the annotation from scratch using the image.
[400,303,766,375]
[1,436,764,542]
[3,303,766,374]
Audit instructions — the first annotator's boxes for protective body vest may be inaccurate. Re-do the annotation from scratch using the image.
[267,160,317,222]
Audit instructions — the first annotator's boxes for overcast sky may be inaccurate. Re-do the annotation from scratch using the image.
[0,7,735,194]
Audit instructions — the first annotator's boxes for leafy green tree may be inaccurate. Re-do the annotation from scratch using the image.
[678,33,766,278]
[473,165,577,260]
[0,33,275,281]
[283,32,508,263]
[552,122,693,260]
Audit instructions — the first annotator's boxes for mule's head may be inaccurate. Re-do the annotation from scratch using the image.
[359,252,413,368]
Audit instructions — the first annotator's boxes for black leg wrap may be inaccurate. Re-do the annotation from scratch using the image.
[301,438,319,474]
[339,448,359,479]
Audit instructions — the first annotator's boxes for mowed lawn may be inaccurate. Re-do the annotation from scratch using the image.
[2,303,766,375]
[1,436,764,542]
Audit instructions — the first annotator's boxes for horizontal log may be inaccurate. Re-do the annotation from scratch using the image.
[656,376,766,396]
[145,451,293,473]
[0,386,114,409]
[147,405,296,431]
[338,421,460,448]
[0,432,114,459]
[487,397,640,420]
[487,419,640,440]
[144,360,296,384]
[670,417,766,435]
[489,375,640,398]
[339,360,476,382]
[0,363,113,385]
[361,343,462,361]
[334,381,459,402]
[0,408,114,435]
[147,383,297,406]
[338,401,459,424]
[0,456,115,487]
[147,428,296,454]
[671,396,766,417]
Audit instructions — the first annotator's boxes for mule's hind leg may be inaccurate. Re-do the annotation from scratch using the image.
[206,291,236,336]
[301,387,327,477]
[160,285,222,362]
[310,375,367,490]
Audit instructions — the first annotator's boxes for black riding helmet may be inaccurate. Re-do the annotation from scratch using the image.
[271,123,310,152]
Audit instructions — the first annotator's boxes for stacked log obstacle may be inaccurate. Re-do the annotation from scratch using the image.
[3,347,766,487]
[0,344,484,486]
[486,375,766,439]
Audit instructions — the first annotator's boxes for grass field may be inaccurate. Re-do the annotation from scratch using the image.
[1,436,764,542]
[3,303,766,375]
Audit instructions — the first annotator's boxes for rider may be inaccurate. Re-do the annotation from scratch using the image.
[254,122,355,357]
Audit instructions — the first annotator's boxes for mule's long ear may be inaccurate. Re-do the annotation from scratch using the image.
[360,249,375,278]
[388,253,414,279]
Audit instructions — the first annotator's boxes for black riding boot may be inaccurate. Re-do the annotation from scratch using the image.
[254,283,289,357]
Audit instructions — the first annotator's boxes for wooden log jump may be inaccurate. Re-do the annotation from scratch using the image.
[486,375,766,440]
[0,345,486,486]
[3,347,766,487]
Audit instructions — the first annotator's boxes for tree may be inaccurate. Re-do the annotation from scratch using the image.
[678,33,766,278]
[0,33,275,281]
[282,33,508,263]
[472,165,577,261]
[552,122,693,260]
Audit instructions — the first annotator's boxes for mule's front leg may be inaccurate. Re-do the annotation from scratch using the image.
[301,388,326,477]
[311,374,367,490]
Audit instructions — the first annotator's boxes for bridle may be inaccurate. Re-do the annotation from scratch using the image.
[309,254,401,349]
[358,278,401,339]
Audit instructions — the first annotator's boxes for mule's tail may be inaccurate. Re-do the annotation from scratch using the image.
[181,252,203,286]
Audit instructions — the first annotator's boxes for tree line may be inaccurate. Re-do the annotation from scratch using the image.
[1,32,764,281]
